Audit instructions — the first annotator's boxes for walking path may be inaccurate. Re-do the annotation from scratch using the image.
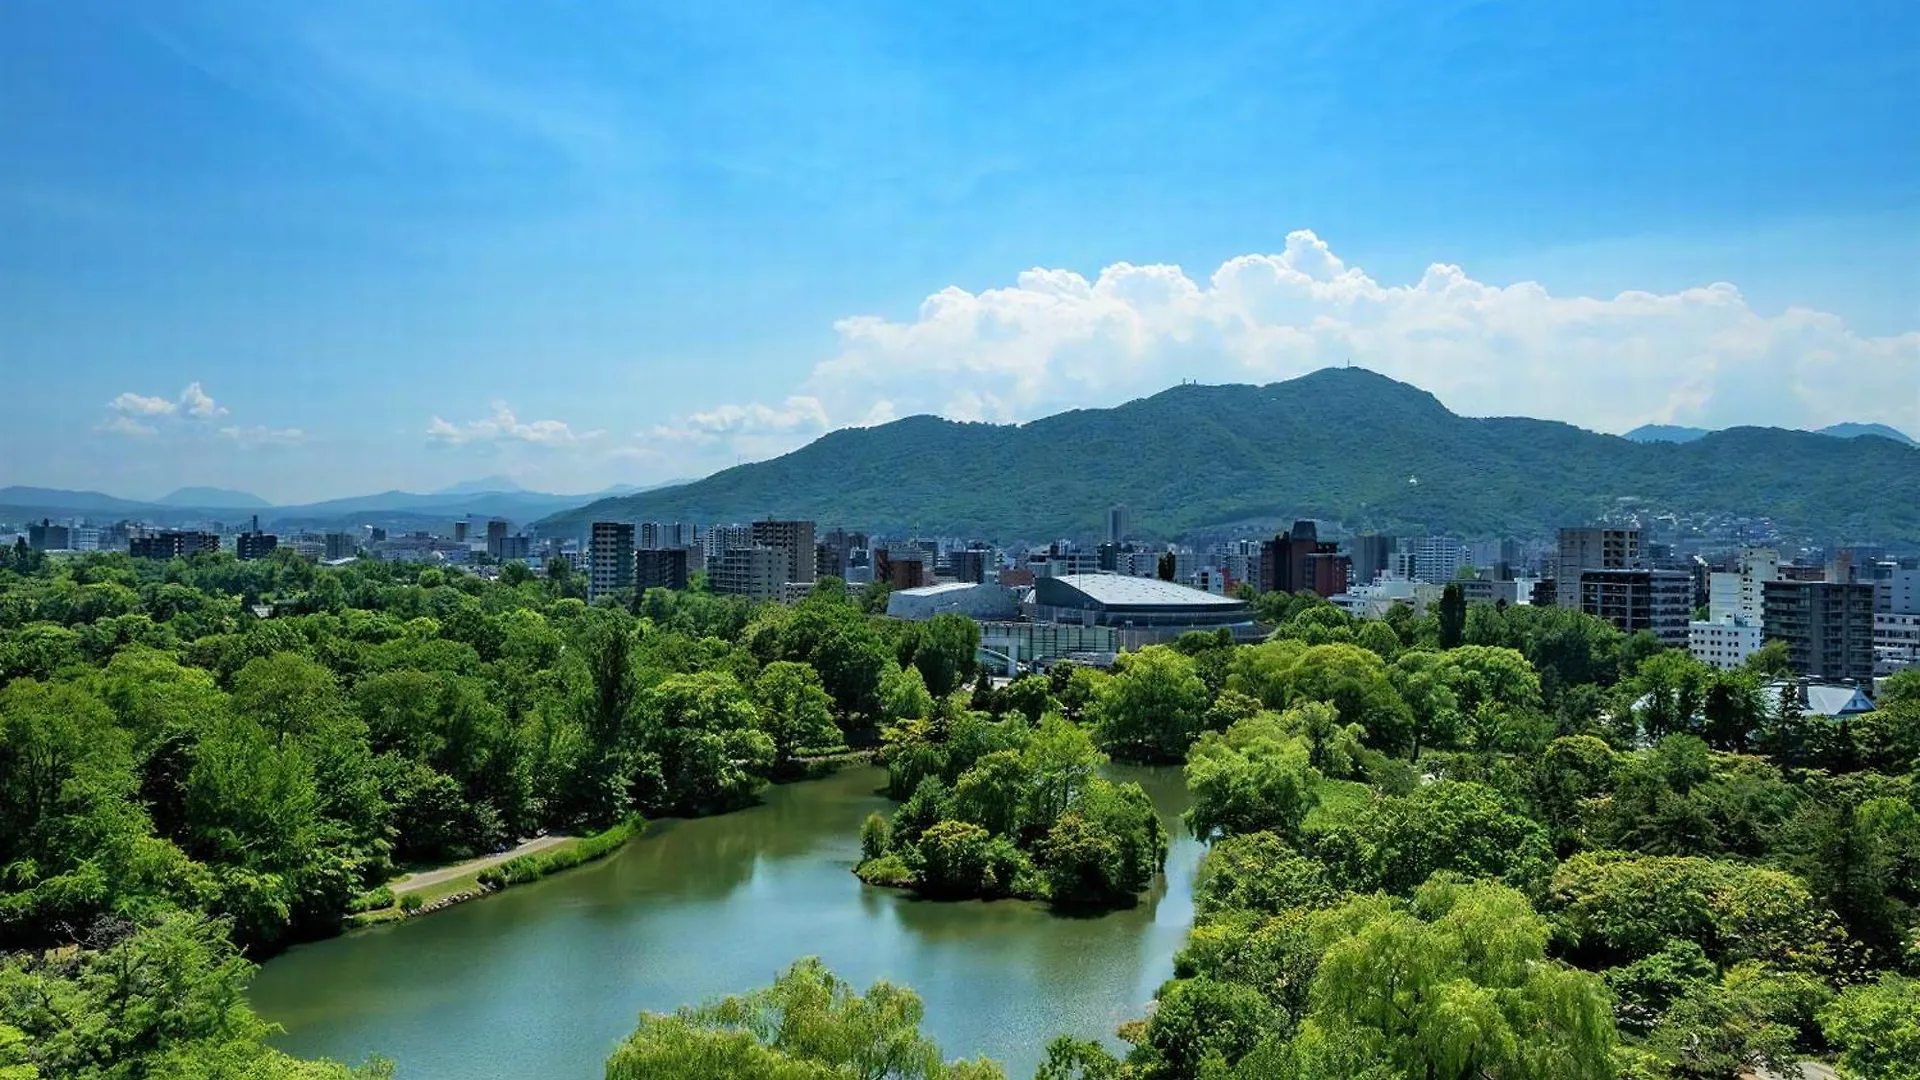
[390,835,574,895]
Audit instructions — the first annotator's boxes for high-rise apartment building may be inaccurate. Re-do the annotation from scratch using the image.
[588,521,636,601]
[710,546,787,600]
[750,519,817,587]
[1106,506,1131,545]
[26,519,71,552]
[129,531,220,560]
[323,532,358,561]
[1763,580,1876,683]
[1689,617,1764,671]
[635,547,690,593]
[453,520,470,544]
[1408,536,1467,584]
[1707,547,1780,623]
[1576,568,1691,647]
[1555,527,1643,609]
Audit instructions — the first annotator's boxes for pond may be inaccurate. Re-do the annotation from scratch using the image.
[250,764,1202,1079]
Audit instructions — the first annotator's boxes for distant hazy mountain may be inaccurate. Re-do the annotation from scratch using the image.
[0,486,154,515]
[1815,422,1916,447]
[156,486,271,509]
[435,475,527,496]
[1622,424,1712,444]
[1623,421,1914,447]
[537,367,1920,542]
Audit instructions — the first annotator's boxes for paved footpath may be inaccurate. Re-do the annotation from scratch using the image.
[389,835,573,895]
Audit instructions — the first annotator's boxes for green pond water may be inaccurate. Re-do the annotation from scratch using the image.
[250,764,1202,1079]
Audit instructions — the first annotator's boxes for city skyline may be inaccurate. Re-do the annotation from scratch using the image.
[3,2,1916,502]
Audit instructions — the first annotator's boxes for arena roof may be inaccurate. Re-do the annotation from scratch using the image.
[1036,574,1246,610]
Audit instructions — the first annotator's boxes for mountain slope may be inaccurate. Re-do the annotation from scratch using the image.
[1622,424,1711,444]
[536,368,1920,542]
[1816,422,1916,447]
[156,486,271,509]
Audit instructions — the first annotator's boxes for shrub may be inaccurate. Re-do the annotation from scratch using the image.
[399,893,424,912]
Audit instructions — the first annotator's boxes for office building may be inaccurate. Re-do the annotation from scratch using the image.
[1763,580,1876,684]
[950,547,993,585]
[1346,534,1395,588]
[26,519,71,552]
[1259,520,1348,596]
[485,519,509,556]
[1690,617,1764,671]
[1873,567,1920,615]
[130,530,220,560]
[1555,527,1643,608]
[635,547,690,593]
[588,521,637,601]
[711,546,787,601]
[1576,568,1691,647]
[874,548,928,590]
[1105,506,1131,545]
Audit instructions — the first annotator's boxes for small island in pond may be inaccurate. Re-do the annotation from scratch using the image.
[855,700,1167,910]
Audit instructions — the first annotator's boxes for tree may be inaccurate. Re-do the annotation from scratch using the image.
[604,958,1004,1080]
[1092,646,1210,763]
[1287,879,1617,1080]
[642,671,774,815]
[1307,780,1554,897]
[1156,552,1176,582]
[1819,974,1920,1080]
[1437,583,1466,649]
[910,614,980,698]
[753,661,841,769]
[1192,831,1338,919]
[1184,713,1324,841]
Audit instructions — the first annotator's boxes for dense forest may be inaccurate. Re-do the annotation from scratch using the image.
[0,544,972,1079]
[1,543,1916,1079]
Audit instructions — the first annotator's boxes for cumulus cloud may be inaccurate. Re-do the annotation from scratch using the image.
[100,381,233,435]
[427,403,596,447]
[654,230,1918,466]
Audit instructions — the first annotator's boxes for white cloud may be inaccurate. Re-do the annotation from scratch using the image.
[108,392,178,417]
[650,396,831,443]
[427,402,596,447]
[179,381,226,419]
[655,230,1918,466]
[101,382,232,435]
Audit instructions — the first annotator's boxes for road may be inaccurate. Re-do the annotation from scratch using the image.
[390,835,574,895]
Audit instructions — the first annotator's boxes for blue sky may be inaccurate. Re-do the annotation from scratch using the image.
[2,0,1915,503]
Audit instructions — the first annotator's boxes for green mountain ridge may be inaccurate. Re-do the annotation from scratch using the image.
[541,366,1917,542]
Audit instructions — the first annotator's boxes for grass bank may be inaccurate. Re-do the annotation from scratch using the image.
[344,819,642,927]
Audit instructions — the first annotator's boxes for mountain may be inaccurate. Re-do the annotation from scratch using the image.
[1623,421,1915,447]
[536,368,1920,542]
[1622,424,1711,444]
[0,486,154,515]
[435,475,527,496]
[156,486,271,509]
[1816,422,1916,447]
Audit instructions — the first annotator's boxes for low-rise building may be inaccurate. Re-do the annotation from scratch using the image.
[1689,616,1763,671]
[129,530,220,560]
